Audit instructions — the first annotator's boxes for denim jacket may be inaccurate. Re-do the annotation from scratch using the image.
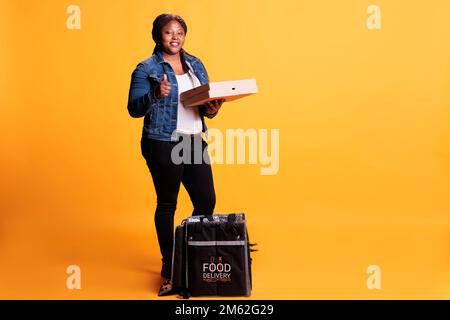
[127,50,218,141]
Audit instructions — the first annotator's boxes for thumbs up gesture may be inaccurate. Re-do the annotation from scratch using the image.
[156,74,171,99]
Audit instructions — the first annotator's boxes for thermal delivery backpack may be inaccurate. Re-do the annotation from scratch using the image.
[171,213,257,298]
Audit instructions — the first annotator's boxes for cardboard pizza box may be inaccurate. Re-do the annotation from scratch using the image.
[180,79,258,107]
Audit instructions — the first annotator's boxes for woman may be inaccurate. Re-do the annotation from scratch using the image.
[127,13,224,295]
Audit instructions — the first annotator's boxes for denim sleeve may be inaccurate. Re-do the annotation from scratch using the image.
[127,63,159,118]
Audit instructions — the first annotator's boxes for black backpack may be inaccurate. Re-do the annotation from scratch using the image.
[171,213,257,298]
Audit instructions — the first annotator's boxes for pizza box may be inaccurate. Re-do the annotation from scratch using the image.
[180,79,258,107]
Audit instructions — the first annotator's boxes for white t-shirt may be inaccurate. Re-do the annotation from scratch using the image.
[175,71,203,134]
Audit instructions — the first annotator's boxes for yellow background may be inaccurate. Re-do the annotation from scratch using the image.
[1,0,450,299]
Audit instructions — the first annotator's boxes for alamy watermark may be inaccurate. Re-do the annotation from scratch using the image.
[171,128,280,176]
[66,265,81,290]
[366,265,381,290]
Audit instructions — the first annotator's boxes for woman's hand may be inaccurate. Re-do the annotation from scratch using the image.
[156,74,171,99]
[205,98,225,115]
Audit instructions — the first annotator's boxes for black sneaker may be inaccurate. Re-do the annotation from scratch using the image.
[158,278,173,296]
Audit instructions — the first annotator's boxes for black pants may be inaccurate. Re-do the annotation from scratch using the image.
[140,134,216,267]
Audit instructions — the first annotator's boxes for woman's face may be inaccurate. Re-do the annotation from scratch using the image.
[160,20,185,55]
